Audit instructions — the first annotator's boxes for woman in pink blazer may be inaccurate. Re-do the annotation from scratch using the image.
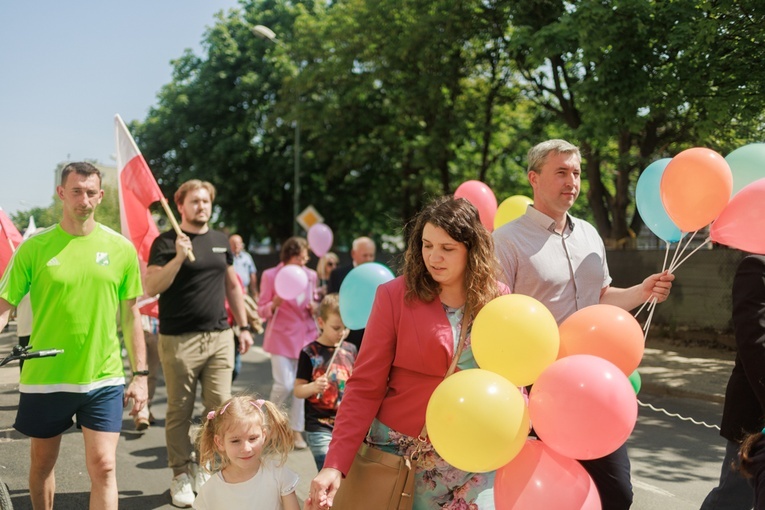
[258,236,319,449]
[309,196,509,509]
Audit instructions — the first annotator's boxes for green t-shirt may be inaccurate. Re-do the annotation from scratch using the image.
[0,223,143,392]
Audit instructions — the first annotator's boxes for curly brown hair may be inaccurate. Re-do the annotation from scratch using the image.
[403,196,501,314]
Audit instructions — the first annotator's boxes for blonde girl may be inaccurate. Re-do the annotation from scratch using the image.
[194,396,300,510]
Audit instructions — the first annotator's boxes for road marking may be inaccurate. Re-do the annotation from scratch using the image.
[632,478,676,498]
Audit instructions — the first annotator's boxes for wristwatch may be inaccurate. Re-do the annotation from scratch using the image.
[239,324,253,333]
[132,370,150,376]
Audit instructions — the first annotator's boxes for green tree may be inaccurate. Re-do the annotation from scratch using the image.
[505,0,765,244]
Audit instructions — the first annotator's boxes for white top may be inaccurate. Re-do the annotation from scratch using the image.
[193,459,299,510]
[15,294,32,337]
[493,206,611,324]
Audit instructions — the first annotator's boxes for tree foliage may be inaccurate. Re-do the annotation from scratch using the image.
[122,0,765,248]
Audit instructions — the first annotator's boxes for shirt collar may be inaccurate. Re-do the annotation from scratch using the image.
[526,206,575,235]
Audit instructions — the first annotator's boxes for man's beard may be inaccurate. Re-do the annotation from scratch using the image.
[188,217,208,228]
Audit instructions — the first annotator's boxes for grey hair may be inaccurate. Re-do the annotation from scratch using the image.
[527,139,581,173]
[352,236,375,251]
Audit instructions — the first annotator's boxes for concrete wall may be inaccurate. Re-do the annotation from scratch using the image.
[607,248,745,335]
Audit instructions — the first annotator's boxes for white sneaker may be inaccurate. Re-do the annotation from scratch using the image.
[190,463,211,494]
[170,473,195,508]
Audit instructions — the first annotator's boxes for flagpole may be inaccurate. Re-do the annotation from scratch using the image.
[160,198,196,263]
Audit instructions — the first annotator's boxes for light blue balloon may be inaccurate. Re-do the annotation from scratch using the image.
[725,143,765,197]
[338,262,395,330]
[636,158,683,242]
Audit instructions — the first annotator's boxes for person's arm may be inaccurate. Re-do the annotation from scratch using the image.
[599,271,674,311]
[248,271,258,299]
[294,376,328,399]
[225,266,253,353]
[732,257,765,411]
[258,269,282,320]
[144,234,193,296]
[281,492,300,510]
[120,298,148,416]
[0,298,13,331]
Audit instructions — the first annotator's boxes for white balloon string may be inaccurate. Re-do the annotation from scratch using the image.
[662,241,671,272]
[635,240,674,319]
[668,230,698,274]
[635,298,650,318]
[669,237,712,273]
[643,297,658,340]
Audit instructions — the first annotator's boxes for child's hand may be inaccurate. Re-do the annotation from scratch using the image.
[314,375,329,393]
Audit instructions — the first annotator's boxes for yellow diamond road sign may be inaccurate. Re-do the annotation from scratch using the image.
[296,205,324,232]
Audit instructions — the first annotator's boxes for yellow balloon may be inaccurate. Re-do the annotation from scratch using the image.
[472,294,559,386]
[494,195,533,230]
[426,369,529,473]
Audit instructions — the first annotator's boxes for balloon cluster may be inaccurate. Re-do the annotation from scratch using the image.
[425,297,644,509]
[637,144,765,254]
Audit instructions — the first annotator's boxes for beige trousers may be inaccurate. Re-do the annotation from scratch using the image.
[158,329,234,474]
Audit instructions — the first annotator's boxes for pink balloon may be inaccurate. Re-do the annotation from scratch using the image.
[495,439,598,510]
[307,223,333,257]
[558,304,645,376]
[274,265,309,300]
[528,355,637,460]
[582,476,602,510]
[454,180,498,232]
[710,178,765,254]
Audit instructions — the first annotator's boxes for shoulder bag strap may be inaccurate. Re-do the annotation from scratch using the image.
[417,305,471,441]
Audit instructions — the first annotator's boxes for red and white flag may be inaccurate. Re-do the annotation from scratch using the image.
[115,114,165,317]
[0,207,23,277]
[114,114,164,264]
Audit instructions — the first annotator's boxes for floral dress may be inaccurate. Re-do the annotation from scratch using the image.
[366,304,495,509]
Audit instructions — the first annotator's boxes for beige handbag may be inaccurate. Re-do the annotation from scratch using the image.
[331,309,470,510]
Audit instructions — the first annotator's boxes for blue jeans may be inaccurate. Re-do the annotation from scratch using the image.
[700,439,754,510]
[305,430,332,471]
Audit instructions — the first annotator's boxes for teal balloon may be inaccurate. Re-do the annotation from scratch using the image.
[628,370,642,395]
[636,158,683,243]
[725,143,765,197]
[338,262,395,330]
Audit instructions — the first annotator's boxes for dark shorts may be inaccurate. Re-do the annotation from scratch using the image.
[14,385,125,438]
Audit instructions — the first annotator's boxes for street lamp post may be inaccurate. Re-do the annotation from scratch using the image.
[252,24,301,236]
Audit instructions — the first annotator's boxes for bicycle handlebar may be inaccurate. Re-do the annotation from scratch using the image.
[0,345,64,367]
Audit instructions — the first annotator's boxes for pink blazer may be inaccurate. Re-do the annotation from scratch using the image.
[324,276,509,474]
[258,263,319,358]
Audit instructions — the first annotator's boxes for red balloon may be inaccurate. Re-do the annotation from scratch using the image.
[660,147,732,232]
[710,178,765,254]
[528,355,638,460]
[454,180,498,232]
[495,439,598,510]
[558,304,644,376]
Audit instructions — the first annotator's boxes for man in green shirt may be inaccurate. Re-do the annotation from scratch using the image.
[0,162,148,510]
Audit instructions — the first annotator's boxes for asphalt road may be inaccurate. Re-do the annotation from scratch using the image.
[0,329,317,510]
[629,394,726,510]
[0,327,731,510]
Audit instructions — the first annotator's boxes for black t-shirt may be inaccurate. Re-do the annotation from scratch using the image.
[148,229,233,335]
[296,340,358,433]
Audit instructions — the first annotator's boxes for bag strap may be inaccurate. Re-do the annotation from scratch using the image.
[417,305,471,441]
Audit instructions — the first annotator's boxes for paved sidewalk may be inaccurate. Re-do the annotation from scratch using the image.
[640,337,734,404]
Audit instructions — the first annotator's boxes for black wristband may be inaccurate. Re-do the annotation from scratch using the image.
[240,325,253,333]
[132,370,150,376]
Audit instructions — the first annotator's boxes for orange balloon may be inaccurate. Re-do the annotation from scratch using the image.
[660,147,732,232]
[558,304,644,375]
